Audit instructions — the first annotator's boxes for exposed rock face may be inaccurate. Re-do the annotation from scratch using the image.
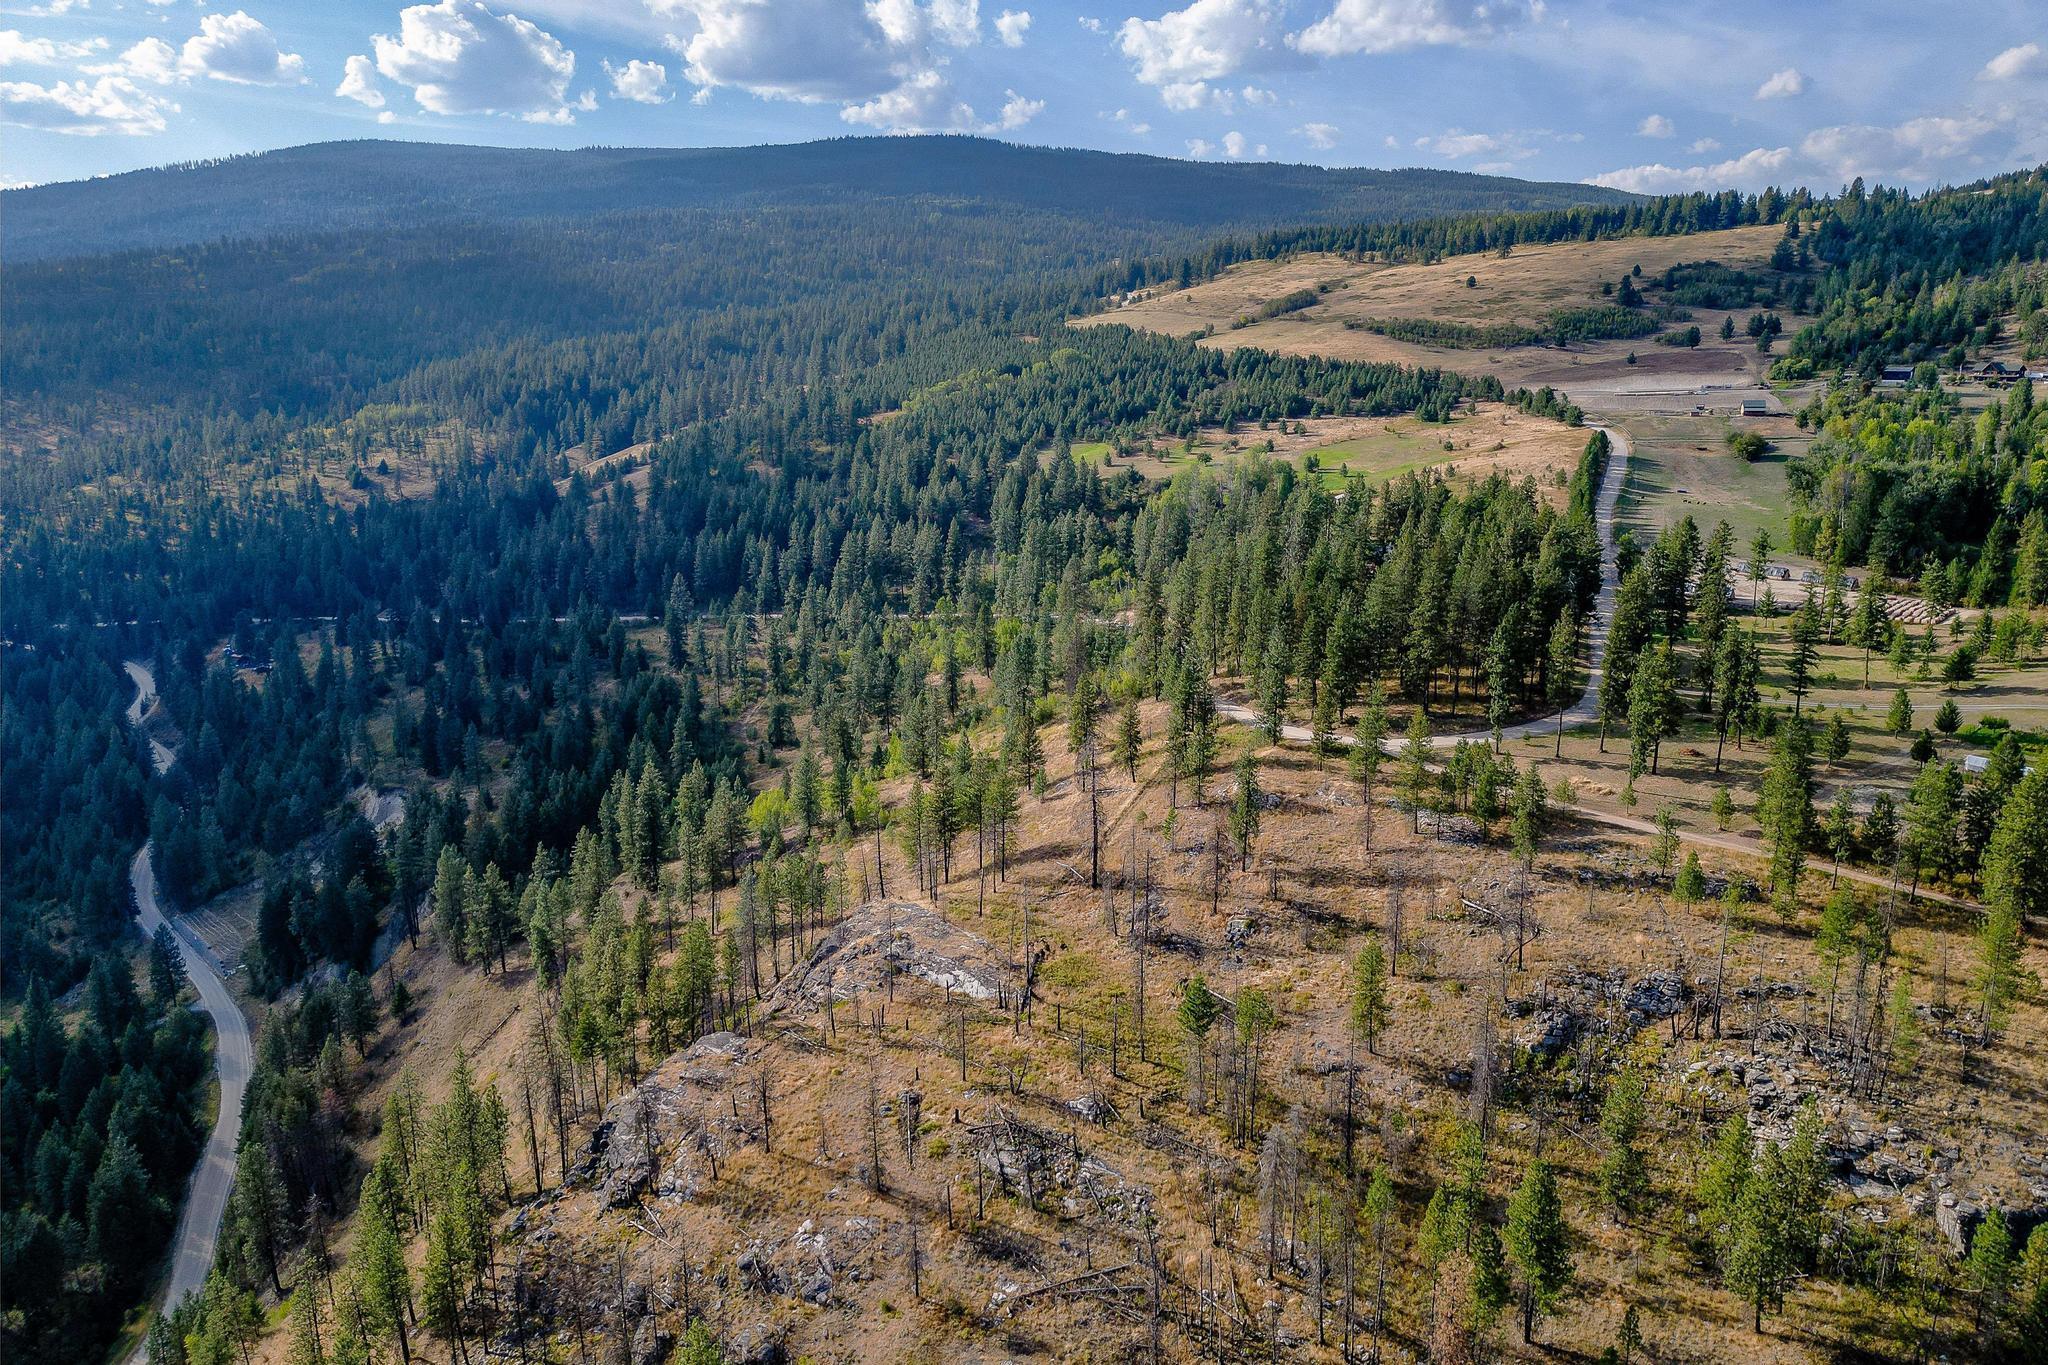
[1935,1196,2048,1257]
[581,1031,759,1209]
[769,900,1008,1013]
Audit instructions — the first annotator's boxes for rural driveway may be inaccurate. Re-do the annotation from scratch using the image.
[1218,424,1628,750]
[1213,428,1985,913]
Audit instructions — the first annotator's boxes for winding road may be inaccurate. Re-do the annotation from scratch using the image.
[124,662,252,1337]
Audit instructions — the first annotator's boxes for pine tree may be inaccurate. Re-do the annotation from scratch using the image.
[1471,1220,1512,1328]
[1504,1159,1572,1342]
[1726,1141,1793,1331]
[1674,850,1707,903]
[2016,1224,2048,1349]
[1906,758,1962,894]
[1350,935,1390,1054]
[354,1167,414,1363]
[1786,592,1822,714]
[1112,691,1142,782]
[1626,645,1677,777]
[1350,682,1390,851]
[1984,768,2048,924]
[1546,609,1581,755]
[1759,716,1815,911]
[1228,747,1261,872]
[1598,1071,1649,1217]
[1975,899,2031,1046]
[1400,707,1433,832]
[1509,764,1548,868]
[1177,975,1220,1113]
[421,1210,469,1364]
[284,1288,324,1365]
[1696,1112,1751,1268]
[1617,1303,1644,1364]
[1966,1209,2016,1338]
[432,844,468,960]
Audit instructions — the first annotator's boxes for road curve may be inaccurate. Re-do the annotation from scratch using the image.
[125,663,252,1341]
[122,659,177,775]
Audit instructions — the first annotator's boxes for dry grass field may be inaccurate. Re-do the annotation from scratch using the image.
[1079,224,1793,392]
[1080,402,1587,499]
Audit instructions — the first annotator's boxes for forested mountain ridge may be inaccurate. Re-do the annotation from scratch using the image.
[0,135,1637,263]
[5,153,2048,1365]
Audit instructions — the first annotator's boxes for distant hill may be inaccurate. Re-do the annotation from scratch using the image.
[2,135,1635,262]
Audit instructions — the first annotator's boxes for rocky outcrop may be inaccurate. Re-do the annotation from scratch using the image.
[768,900,1008,1013]
[578,1031,759,1209]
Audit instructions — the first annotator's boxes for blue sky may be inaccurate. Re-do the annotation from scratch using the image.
[3,0,2044,193]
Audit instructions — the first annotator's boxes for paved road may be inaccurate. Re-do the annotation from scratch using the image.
[122,659,177,775]
[124,663,252,1339]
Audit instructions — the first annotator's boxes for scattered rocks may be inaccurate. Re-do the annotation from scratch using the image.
[971,1110,1152,1227]
[1066,1092,1118,1125]
[1518,1007,1579,1063]
[1622,970,1687,1021]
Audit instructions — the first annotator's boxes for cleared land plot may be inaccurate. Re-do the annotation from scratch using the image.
[1615,411,1806,550]
[1077,401,1586,498]
[1080,223,1797,393]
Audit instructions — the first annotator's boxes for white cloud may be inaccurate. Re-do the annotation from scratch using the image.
[1587,145,1791,194]
[178,11,304,86]
[1222,128,1246,156]
[994,8,1030,46]
[841,68,971,130]
[654,0,984,128]
[1106,105,1150,134]
[1417,128,1502,157]
[1240,83,1273,104]
[1687,136,1720,154]
[1754,66,1803,100]
[374,1,578,121]
[1186,136,1212,156]
[1981,42,2042,81]
[1295,119,1337,149]
[0,74,176,135]
[1078,15,1103,31]
[605,57,670,102]
[918,0,981,47]
[1801,114,1999,184]
[1290,0,1536,58]
[336,53,383,107]
[0,30,107,65]
[1159,79,1207,110]
[377,109,398,124]
[1118,0,1279,95]
[996,87,1042,128]
[1636,112,1672,138]
[87,37,181,84]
